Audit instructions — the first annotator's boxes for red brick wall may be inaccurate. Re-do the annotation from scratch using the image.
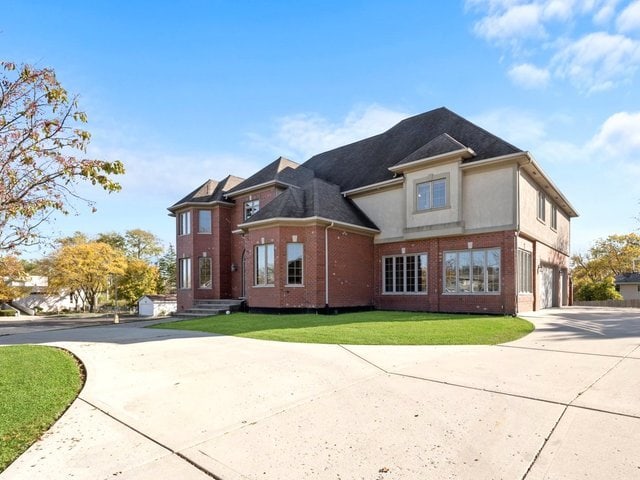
[240,224,374,310]
[326,228,374,308]
[374,231,518,315]
[175,208,194,312]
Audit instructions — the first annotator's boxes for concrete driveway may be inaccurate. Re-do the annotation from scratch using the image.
[0,307,638,479]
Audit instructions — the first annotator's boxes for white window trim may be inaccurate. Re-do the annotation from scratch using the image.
[382,253,428,295]
[550,204,558,231]
[537,191,546,224]
[414,174,450,213]
[198,256,212,289]
[517,249,533,294]
[286,243,304,286]
[198,210,212,234]
[178,257,192,290]
[443,248,501,295]
[244,200,260,220]
[178,211,191,236]
[254,243,275,286]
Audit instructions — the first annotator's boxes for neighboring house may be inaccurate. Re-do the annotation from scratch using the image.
[8,276,77,313]
[138,295,177,317]
[615,273,640,301]
[169,107,578,315]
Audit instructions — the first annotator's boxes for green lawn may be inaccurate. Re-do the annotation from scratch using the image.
[0,346,84,472]
[152,311,534,345]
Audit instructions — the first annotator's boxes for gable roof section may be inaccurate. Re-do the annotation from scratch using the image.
[239,177,378,231]
[301,107,522,192]
[168,175,244,212]
[392,133,473,168]
[225,156,310,197]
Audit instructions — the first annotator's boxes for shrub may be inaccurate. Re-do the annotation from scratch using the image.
[0,309,17,317]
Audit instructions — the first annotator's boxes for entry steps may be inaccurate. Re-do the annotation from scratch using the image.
[176,299,244,318]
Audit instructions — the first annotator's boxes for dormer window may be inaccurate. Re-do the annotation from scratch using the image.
[416,178,447,211]
[244,200,260,220]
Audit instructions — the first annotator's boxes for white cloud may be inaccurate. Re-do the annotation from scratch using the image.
[471,107,549,148]
[552,32,640,92]
[473,3,545,41]
[588,111,640,155]
[593,0,621,24]
[256,104,410,161]
[617,0,640,32]
[467,0,640,93]
[508,62,551,88]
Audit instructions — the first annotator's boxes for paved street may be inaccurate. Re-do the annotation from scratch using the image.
[1,307,639,479]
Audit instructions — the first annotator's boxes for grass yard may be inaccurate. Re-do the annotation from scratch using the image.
[0,345,83,472]
[152,311,534,345]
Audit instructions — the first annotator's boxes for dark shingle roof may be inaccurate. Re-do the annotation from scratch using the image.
[393,133,471,168]
[226,156,308,195]
[302,107,522,192]
[242,178,378,230]
[169,175,244,211]
[615,273,640,284]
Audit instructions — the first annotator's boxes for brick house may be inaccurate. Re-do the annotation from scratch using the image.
[169,107,577,315]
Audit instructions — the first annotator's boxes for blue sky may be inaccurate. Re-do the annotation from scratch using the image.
[3,0,640,256]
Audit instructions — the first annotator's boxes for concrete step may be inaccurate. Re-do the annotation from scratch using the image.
[174,299,244,318]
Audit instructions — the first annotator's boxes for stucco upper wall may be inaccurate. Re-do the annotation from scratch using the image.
[519,171,570,254]
[462,165,515,231]
[352,187,405,241]
[404,160,461,231]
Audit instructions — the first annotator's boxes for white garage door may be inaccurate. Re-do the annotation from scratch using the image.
[539,267,555,309]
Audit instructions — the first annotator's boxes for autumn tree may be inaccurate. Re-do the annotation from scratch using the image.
[572,233,640,301]
[124,229,163,261]
[118,259,160,306]
[0,255,26,303]
[0,61,124,252]
[48,242,126,312]
[95,231,126,252]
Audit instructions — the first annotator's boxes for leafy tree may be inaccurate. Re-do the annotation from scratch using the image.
[574,277,622,301]
[95,232,126,252]
[118,259,159,306]
[572,233,640,300]
[56,231,90,247]
[157,244,176,293]
[124,229,163,261]
[0,255,26,302]
[0,61,124,252]
[48,242,126,312]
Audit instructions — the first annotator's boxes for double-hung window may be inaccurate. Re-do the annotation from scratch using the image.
[517,249,532,294]
[255,244,274,286]
[178,257,191,289]
[286,243,303,285]
[178,211,191,235]
[417,178,446,211]
[198,210,211,234]
[537,192,546,223]
[444,248,500,293]
[244,200,260,220]
[383,254,427,293]
[550,204,558,230]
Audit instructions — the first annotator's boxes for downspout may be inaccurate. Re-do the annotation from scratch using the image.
[514,164,521,316]
[325,222,335,310]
